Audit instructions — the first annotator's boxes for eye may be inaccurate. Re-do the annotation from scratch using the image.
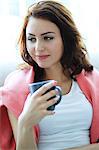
[27,37,36,42]
[44,36,54,41]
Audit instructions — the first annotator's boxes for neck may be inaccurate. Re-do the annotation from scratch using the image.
[43,65,72,95]
[44,65,71,83]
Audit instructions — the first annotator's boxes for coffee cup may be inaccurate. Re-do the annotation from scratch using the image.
[29,80,62,111]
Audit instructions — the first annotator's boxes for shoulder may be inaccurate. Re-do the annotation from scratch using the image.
[77,68,99,80]
[4,66,34,89]
[76,68,99,90]
[1,66,34,116]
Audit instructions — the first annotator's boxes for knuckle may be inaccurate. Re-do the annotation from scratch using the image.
[50,99,55,104]
[50,90,55,96]
[48,99,55,106]
[42,85,48,91]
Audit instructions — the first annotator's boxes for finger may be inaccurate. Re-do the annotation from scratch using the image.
[44,96,59,109]
[42,109,55,116]
[32,80,57,96]
[41,89,57,102]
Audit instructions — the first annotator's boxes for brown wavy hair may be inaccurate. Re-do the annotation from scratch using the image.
[18,0,93,81]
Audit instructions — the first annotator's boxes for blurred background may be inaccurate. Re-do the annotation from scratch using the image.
[0,0,99,86]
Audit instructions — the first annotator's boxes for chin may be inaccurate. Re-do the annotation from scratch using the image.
[38,64,50,69]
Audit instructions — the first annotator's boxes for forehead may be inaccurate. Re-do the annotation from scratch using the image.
[26,17,60,35]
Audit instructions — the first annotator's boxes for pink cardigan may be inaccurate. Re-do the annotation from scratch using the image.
[0,67,99,150]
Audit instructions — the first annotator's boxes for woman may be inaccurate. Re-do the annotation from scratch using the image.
[0,0,99,150]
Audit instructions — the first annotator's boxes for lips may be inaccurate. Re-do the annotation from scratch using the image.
[36,55,50,60]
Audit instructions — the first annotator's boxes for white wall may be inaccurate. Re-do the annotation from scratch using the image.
[0,0,99,86]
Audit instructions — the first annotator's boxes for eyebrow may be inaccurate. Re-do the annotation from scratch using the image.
[28,32,55,36]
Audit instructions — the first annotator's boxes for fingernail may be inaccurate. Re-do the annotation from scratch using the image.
[53,80,57,86]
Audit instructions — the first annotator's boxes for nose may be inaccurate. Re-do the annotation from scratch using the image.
[35,39,44,52]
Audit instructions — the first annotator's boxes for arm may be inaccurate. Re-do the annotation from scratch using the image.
[16,113,38,150]
[8,110,38,150]
[8,81,57,150]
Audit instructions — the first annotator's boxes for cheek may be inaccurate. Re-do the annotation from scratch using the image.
[27,44,35,56]
[54,41,63,57]
[27,48,36,62]
[27,49,35,61]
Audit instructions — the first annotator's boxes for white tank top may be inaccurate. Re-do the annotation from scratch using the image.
[38,81,93,150]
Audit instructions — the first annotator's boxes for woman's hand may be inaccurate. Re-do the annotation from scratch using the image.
[19,80,58,128]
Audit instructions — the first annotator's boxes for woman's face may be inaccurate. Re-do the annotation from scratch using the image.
[26,17,64,69]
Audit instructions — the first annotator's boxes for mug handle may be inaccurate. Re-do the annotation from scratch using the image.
[55,86,62,105]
